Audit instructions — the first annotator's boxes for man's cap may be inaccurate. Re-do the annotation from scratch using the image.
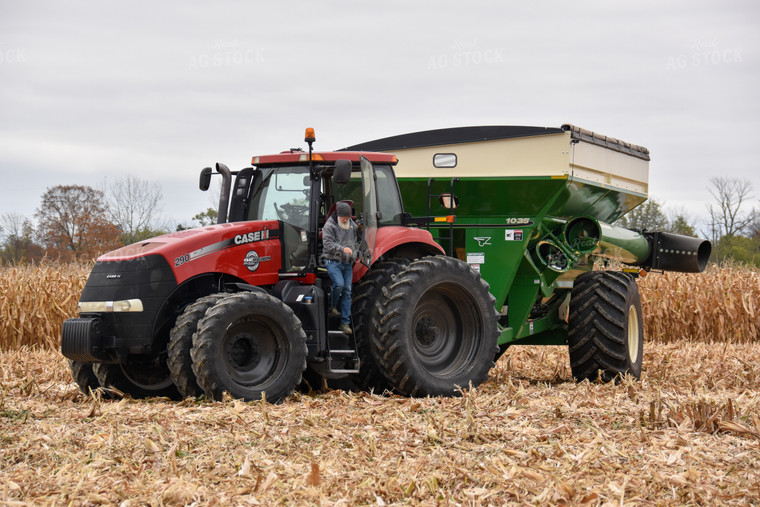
[337,202,351,217]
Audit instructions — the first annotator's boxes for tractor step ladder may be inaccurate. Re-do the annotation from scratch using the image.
[326,329,360,374]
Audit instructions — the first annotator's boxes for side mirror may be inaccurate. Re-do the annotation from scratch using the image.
[333,159,352,185]
[199,167,212,191]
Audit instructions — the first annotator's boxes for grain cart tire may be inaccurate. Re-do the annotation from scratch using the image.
[93,360,181,400]
[191,292,307,402]
[167,293,227,398]
[68,360,114,398]
[568,271,644,382]
[371,256,499,396]
[351,258,411,393]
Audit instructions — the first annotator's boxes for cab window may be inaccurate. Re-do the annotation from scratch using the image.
[333,164,403,226]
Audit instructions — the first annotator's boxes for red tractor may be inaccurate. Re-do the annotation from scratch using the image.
[62,129,499,401]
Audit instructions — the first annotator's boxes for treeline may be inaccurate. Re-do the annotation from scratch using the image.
[1,175,759,266]
[614,177,760,266]
[0,177,218,263]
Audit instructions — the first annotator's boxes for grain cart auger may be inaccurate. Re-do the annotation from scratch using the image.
[61,128,501,402]
[344,124,711,382]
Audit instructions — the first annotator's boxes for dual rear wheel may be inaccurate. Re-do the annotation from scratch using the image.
[369,256,500,396]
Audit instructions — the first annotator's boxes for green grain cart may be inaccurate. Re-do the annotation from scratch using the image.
[344,124,710,382]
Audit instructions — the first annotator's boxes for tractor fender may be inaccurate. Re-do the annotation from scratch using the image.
[353,226,444,281]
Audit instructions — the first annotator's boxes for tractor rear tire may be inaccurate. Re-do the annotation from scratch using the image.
[167,293,227,398]
[371,256,499,396]
[568,271,644,382]
[351,258,411,393]
[191,292,307,402]
[93,360,181,400]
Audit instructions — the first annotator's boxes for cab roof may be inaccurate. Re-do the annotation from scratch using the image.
[252,151,398,166]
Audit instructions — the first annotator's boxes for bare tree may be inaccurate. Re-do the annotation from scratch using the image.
[0,212,25,242]
[35,185,122,260]
[105,175,167,244]
[0,212,44,263]
[705,177,758,241]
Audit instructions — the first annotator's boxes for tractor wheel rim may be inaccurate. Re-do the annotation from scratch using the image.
[223,317,283,387]
[120,363,174,391]
[411,282,482,378]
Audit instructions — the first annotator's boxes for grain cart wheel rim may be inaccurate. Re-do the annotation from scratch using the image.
[191,292,307,402]
[93,360,180,400]
[167,293,227,398]
[567,271,644,383]
[627,304,640,365]
[371,256,499,397]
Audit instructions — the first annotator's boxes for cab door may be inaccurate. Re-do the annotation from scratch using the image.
[359,156,377,267]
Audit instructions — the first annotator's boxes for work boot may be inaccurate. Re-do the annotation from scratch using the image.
[329,307,340,318]
[339,323,352,335]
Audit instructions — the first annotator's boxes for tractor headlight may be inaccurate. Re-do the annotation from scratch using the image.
[78,299,144,313]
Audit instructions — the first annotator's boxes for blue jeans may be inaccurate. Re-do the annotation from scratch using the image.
[326,259,353,325]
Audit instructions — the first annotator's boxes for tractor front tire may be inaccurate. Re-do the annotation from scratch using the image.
[568,271,644,382]
[93,360,180,400]
[371,256,499,396]
[191,292,307,402]
[167,293,227,398]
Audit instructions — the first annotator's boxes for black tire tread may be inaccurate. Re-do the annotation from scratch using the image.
[167,293,227,398]
[351,258,411,392]
[68,360,109,397]
[370,256,499,397]
[190,292,307,402]
[568,271,643,382]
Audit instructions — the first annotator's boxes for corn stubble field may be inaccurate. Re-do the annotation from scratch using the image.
[1,263,759,505]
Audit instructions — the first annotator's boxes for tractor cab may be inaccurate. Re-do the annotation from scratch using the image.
[201,129,404,280]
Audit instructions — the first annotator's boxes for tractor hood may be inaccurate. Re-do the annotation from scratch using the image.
[98,220,282,286]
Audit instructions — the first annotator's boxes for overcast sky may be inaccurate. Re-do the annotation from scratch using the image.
[1,1,758,235]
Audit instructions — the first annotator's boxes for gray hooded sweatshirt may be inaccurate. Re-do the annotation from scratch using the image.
[322,215,359,263]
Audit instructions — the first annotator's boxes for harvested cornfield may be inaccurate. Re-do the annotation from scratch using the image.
[639,263,760,343]
[1,343,758,505]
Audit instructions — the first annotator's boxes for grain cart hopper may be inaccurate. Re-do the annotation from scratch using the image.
[343,124,711,381]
